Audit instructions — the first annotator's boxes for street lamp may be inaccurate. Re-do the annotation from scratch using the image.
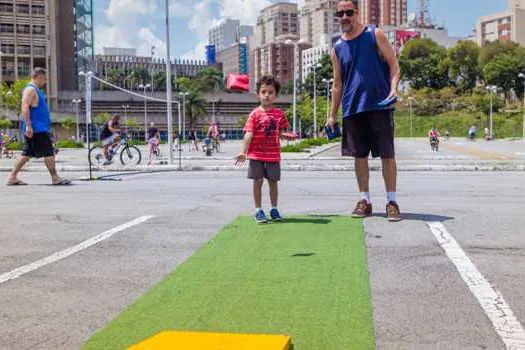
[322,78,334,121]
[312,62,322,138]
[72,99,82,141]
[211,99,219,123]
[519,73,525,140]
[407,96,414,138]
[486,85,498,139]
[150,46,155,94]
[285,38,309,134]
[139,83,151,141]
[179,91,189,141]
[122,104,130,133]
[165,0,174,165]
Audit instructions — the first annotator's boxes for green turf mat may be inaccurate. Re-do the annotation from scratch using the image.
[83,216,375,350]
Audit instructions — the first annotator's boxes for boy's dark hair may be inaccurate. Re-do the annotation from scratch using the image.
[256,75,281,95]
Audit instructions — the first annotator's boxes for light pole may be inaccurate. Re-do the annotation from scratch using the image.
[165,0,174,164]
[322,78,334,121]
[139,83,151,141]
[72,99,82,141]
[519,73,525,140]
[78,71,93,179]
[486,85,498,139]
[122,104,130,132]
[150,46,155,93]
[211,99,218,123]
[408,96,414,137]
[312,63,322,138]
[179,91,189,141]
[285,38,309,134]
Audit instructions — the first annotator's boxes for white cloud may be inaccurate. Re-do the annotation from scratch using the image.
[95,0,166,59]
[106,0,156,23]
[182,0,273,60]
[170,2,193,17]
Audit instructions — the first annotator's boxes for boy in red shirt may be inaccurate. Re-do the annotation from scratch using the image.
[235,75,296,224]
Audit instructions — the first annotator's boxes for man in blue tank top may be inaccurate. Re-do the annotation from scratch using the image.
[6,67,71,186]
[327,0,401,221]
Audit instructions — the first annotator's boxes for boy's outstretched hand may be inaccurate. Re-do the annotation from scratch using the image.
[234,153,247,166]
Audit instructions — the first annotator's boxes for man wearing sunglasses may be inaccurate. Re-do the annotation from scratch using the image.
[327,0,402,222]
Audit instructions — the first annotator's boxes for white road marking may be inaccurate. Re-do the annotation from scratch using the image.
[0,215,155,285]
[427,222,525,349]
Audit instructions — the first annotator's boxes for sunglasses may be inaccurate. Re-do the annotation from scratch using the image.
[335,9,356,18]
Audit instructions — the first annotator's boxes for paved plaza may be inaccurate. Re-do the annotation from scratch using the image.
[1,139,524,349]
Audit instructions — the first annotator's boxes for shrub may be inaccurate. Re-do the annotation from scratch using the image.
[56,140,84,148]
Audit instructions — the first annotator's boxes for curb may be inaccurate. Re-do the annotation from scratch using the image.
[2,164,524,173]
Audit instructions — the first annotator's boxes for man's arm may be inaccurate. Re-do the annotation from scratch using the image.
[375,28,401,98]
[21,87,36,138]
[328,48,343,126]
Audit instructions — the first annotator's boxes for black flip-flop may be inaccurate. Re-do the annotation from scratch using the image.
[6,180,28,186]
[52,179,73,186]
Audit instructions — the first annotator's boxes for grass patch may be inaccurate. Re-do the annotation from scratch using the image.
[5,141,23,151]
[56,140,84,148]
[83,216,374,350]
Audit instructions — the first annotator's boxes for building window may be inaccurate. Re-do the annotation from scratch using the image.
[1,60,15,76]
[18,61,30,77]
[31,5,45,15]
[0,23,14,33]
[0,44,14,54]
[17,24,31,34]
[0,2,13,12]
[17,45,31,55]
[17,4,30,13]
[32,25,45,35]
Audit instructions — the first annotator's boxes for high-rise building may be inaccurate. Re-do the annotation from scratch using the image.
[359,0,407,26]
[300,0,338,47]
[209,19,254,52]
[476,0,525,46]
[216,37,251,78]
[254,3,299,47]
[301,45,330,81]
[0,0,93,108]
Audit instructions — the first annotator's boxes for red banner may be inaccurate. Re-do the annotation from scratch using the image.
[395,30,420,55]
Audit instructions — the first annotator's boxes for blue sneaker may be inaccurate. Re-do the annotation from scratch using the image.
[254,209,268,224]
[270,208,283,222]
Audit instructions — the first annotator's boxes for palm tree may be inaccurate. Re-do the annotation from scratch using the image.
[197,67,224,92]
[186,88,206,128]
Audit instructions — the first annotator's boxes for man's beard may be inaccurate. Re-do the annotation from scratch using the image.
[341,22,355,33]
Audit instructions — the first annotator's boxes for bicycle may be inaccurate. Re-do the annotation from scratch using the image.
[89,134,142,166]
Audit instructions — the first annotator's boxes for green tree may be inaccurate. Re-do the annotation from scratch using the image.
[0,118,12,130]
[483,53,525,99]
[281,80,295,94]
[93,112,110,127]
[302,53,334,98]
[447,40,481,92]
[60,117,76,139]
[399,38,450,89]
[478,40,519,69]
[185,88,206,128]
[197,67,223,92]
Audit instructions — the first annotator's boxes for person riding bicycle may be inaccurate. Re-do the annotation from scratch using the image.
[100,114,122,165]
[147,127,160,165]
[428,126,440,142]
[207,121,220,152]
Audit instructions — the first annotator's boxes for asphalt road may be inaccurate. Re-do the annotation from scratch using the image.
[1,171,524,349]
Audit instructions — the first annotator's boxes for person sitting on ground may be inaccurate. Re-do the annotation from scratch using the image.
[468,125,477,140]
[100,114,122,165]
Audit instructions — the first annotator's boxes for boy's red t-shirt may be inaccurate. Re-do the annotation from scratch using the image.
[244,107,289,162]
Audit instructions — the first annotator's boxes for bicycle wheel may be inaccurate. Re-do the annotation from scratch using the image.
[89,146,106,166]
[120,145,141,165]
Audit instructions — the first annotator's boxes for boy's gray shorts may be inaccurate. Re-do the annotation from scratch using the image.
[247,160,281,181]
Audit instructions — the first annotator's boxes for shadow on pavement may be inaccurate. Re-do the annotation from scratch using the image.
[370,212,454,222]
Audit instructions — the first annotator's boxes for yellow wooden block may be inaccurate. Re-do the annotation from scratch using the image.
[128,331,291,350]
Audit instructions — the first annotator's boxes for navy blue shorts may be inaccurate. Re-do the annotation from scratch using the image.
[22,132,55,158]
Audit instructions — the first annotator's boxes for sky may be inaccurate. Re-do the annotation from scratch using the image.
[93,0,509,60]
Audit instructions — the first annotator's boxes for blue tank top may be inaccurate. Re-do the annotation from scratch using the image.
[21,83,50,133]
[334,25,391,118]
